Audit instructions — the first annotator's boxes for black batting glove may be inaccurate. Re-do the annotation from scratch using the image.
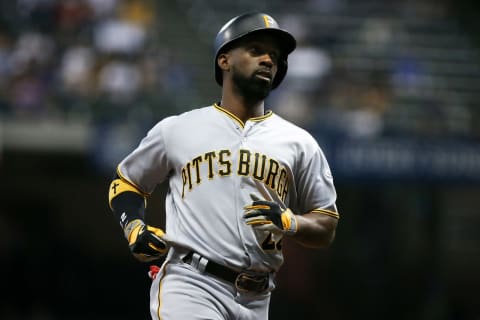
[244,195,298,235]
[124,219,169,262]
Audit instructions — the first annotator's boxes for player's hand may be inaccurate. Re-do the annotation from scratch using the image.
[244,195,298,235]
[123,219,169,262]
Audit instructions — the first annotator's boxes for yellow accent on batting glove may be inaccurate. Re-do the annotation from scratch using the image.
[244,198,298,236]
[124,219,169,262]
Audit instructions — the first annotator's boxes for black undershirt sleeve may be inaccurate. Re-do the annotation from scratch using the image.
[110,191,146,229]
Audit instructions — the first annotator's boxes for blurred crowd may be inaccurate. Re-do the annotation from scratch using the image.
[268,0,479,140]
[0,0,196,125]
[0,0,479,144]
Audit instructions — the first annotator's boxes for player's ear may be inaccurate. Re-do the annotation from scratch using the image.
[217,53,230,72]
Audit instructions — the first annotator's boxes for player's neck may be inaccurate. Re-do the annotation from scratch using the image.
[220,95,265,123]
[220,99,264,122]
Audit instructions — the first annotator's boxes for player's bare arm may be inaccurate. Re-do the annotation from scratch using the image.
[292,208,339,248]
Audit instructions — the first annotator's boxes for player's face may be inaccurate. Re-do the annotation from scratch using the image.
[228,34,281,99]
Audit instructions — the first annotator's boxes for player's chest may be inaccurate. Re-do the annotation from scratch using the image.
[168,121,295,166]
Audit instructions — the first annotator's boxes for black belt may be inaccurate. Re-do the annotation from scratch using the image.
[182,251,269,293]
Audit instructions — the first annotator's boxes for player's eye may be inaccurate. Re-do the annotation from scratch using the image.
[269,51,279,63]
[248,45,262,55]
[249,46,278,61]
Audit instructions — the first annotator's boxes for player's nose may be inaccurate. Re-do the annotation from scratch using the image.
[259,53,274,67]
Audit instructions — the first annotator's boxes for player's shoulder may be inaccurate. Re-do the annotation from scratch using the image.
[150,105,214,130]
[174,105,214,119]
[270,113,317,142]
[269,113,325,159]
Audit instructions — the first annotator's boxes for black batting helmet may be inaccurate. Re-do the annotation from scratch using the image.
[214,12,296,89]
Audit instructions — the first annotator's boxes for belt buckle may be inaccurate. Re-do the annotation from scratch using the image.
[234,272,268,293]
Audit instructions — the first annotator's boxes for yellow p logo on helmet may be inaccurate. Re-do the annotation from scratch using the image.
[263,15,274,28]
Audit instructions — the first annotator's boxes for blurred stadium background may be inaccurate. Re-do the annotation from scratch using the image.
[1,0,480,319]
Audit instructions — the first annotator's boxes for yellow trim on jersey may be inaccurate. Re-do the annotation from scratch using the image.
[250,111,273,122]
[214,103,245,127]
[108,178,146,210]
[213,103,273,128]
[157,262,169,320]
[311,208,340,219]
[116,167,149,193]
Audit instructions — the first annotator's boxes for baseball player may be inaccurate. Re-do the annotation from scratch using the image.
[108,12,339,320]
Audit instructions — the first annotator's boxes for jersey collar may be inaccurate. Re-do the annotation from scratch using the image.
[213,103,273,128]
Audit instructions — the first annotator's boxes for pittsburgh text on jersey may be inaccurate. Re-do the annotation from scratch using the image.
[181,149,289,201]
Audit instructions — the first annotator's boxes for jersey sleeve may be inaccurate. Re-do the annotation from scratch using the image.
[295,138,338,216]
[117,118,174,194]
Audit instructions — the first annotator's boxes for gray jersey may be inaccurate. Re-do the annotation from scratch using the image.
[118,104,337,273]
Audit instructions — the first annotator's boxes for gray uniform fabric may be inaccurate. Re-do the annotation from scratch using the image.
[118,104,337,319]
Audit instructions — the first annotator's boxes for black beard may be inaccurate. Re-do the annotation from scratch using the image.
[231,68,273,101]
